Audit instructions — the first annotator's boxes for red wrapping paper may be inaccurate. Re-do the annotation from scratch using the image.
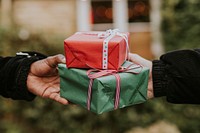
[64,31,129,70]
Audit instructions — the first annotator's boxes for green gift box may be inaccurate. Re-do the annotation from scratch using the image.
[58,61,149,114]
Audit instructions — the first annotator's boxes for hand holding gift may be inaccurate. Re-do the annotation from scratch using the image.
[28,54,69,105]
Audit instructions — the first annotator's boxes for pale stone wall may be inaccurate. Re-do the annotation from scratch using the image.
[12,0,76,37]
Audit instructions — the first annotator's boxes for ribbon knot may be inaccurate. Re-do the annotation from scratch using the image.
[86,63,143,111]
[97,29,120,39]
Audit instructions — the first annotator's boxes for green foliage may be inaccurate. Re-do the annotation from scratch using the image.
[0,28,64,56]
[162,0,200,51]
[1,96,200,133]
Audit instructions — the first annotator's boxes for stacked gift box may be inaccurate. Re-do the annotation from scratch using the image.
[58,29,149,114]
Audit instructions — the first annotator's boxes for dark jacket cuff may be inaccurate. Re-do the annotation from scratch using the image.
[15,52,47,101]
[16,57,39,101]
[152,60,168,97]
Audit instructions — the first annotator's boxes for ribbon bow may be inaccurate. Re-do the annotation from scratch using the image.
[97,29,120,38]
[86,63,143,111]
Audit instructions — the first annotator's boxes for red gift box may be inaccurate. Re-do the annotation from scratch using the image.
[64,29,129,70]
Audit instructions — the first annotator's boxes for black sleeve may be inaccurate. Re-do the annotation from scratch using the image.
[0,52,47,101]
[152,49,200,104]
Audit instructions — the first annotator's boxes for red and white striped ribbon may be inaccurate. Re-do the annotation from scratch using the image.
[86,64,143,111]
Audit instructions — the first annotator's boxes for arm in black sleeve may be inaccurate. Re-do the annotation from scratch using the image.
[0,52,46,101]
[152,49,200,104]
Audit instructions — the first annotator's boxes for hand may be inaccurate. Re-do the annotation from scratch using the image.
[27,54,69,105]
[129,53,154,99]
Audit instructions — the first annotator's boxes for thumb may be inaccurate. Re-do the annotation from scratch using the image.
[46,54,66,68]
[129,53,151,68]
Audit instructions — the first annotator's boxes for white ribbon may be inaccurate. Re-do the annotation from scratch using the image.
[98,29,129,69]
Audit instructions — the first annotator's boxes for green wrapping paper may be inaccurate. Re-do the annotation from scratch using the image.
[58,61,149,114]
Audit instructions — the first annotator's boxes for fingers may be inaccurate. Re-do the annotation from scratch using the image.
[46,54,66,68]
[49,93,69,105]
[42,88,69,105]
[129,53,145,64]
[42,88,59,98]
[147,80,154,99]
[147,90,154,99]
[129,53,152,68]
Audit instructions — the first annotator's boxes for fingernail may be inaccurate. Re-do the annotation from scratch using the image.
[58,55,66,63]
[62,58,66,63]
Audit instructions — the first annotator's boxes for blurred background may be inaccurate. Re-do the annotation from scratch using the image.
[0,0,200,133]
